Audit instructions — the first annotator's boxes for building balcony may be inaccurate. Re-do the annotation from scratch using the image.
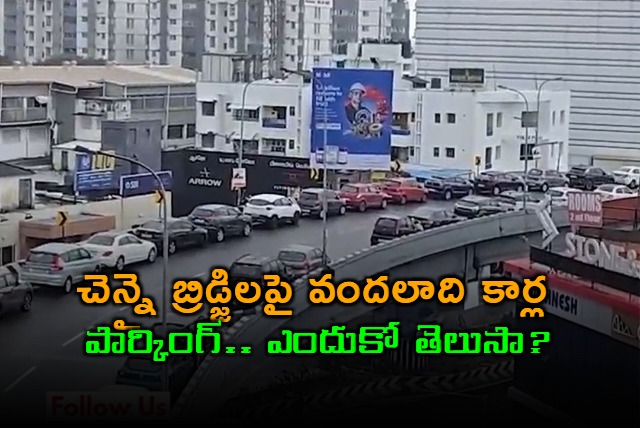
[1,107,47,124]
[391,125,411,136]
[262,117,287,129]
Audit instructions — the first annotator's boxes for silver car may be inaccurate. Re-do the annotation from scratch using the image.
[22,243,102,294]
[0,264,33,318]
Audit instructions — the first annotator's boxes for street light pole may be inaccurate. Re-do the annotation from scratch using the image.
[238,80,256,206]
[498,85,530,211]
[321,81,329,265]
[535,77,563,170]
[71,146,170,392]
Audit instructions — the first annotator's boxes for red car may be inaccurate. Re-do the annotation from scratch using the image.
[380,178,428,204]
[338,183,388,212]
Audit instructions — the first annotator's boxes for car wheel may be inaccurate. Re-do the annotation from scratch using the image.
[516,185,524,192]
[63,277,74,294]
[444,189,453,201]
[291,212,300,225]
[198,234,207,247]
[381,199,388,208]
[563,182,569,187]
[215,228,225,242]
[115,256,125,272]
[168,241,177,255]
[147,248,157,263]
[585,180,594,191]
[421,193,428,203]
[631,180,637,189]
[358,201,366,212]
[242,223,252,237]
[21,293,33,312]
[400,195,407,205]
[339,205,346,215]
[492,186,501,196]
[268,216,278,229]
[541,183,549,193]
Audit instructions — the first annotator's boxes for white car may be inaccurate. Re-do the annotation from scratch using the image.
[612,166,640,188]
[593,184,634,201]
[83,231,157,271]
[242,193,301,229]
[546,187,578,207]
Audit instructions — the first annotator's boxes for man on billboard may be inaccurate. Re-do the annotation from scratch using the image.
[344,82,386,139]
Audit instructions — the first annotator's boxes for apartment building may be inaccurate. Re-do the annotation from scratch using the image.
[333,0,410,53]
[414,0,640,168]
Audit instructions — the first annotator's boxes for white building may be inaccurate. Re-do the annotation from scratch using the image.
[414,0,640,169]
[196,53,570,172]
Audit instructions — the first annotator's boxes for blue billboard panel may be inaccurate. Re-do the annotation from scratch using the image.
[310,67,393,171]
[120,171,172,198]
[74,153,114,193]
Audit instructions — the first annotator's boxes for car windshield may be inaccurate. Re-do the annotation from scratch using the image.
[458,199,479,207]
[383,180,401,188]
[191,208,215,217]
[548,190,565,198]
[249,198,271,206]
[141,220,163,230]
[86,235,115,246]
[375,218,398,230]
[598,185,615,192]
[619,167,634,173]
[300,192,319,201]
[230,263,262,278]
[528,169,543,176]
[569,166,586,173]
[26,251,56,263]
[340,185,358,193]
[278,251,307,262]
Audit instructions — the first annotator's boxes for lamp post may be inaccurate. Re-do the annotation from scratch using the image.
[238,80,257,206]
[321,80,329,266]
[535,77,563,170]
[498,85,531,211]
[70,146,170,391]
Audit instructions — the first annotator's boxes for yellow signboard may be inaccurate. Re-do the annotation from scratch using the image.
[90,151,115,171]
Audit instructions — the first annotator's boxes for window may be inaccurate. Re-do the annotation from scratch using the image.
[167,125,184,139]
[433,147,440,157]
[186,124,196,138]
[361,25,369,32]
[314,7,321,18]
[209,36,216,48]
[560,110,566,124]
[126,3,134,13]
[447,113,456,124]
[201,101,215,116]
[434,113,441,123]
[519,143,535,161]
[314,23,320,34]
[289,106,295,116]
[126,18,134,29]
[313,40,320,50]
[445,148,455,158]
[485,146,492,169]
[210,20,216,31]
[486,113,494,136]
[552,111,556,125]
[495,145,502,160]
[496,112,503,128]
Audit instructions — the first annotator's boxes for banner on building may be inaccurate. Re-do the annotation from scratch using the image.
[310,67,393,171]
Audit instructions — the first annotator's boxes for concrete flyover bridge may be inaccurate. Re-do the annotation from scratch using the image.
[176,208,570,418]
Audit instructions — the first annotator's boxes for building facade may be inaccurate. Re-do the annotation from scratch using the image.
[414,0,640,168]
[196,48,570,172]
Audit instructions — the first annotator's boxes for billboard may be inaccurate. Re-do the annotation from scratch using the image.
[74,152,116,193]
[567,191,602,227]
[310,67,393,171]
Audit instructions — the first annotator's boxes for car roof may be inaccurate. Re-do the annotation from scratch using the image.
[194,204,230,210]
[549,186,570,192]
[343,182,368,187]
[30,242,79,254]
[250,194,286,201]
[279,244,317,253]
[461,195,490,202]
[233,254,274,265]
[597,184,616,190]
[377,214,403,220]
[301,188,323,193]
[92,230,127,238]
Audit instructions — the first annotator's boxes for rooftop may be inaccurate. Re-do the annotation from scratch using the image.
[0,64,197,87]
[0,161,35,178]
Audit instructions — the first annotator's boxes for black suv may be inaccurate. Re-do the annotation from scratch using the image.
[188,204,253,243]
[567,165,615,190]
[133,218,208,255]
[228,254,294,307]
[454,195,513,218]
[474,171,525,196]
[298,188,347,218]
[370,215,422,246]
[423,175,473,200]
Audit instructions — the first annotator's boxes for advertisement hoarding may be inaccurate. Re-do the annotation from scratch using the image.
[74,152,115,193]
[310,68,393,171]
[567,191,603,227]
[120,171,172,198]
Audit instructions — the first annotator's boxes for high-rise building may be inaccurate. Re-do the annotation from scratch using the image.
[415,0,640,166]
[333,0,410,53]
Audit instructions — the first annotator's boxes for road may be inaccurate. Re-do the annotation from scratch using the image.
[0,201,453,421]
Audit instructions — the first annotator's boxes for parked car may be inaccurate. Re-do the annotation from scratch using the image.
[379,178,428,204]
[474,171,526,196]
[338,183,388,212]
[297,188,347,218]
[409,207,463,229]
[83,231,157,272]
[496,191,545,210]
[228,254,293,308]
[524,168,569,192]
[133,218,207,255]
[566,165,615,190]
[612,166,640,188]
[593,184,634,201]
[187,204,252,242]
[454,195,513,218]
[243,194,301,229]
[546,187,579,207]
[423,175,474,200]
[370,215,422,246]
[277,244,328,279]
[0,265,33,318]
[22,243,102,293]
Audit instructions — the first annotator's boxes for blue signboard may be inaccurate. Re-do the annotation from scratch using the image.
[120,171,172,198]
[310,67,393,171]
[74,153,115,193]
